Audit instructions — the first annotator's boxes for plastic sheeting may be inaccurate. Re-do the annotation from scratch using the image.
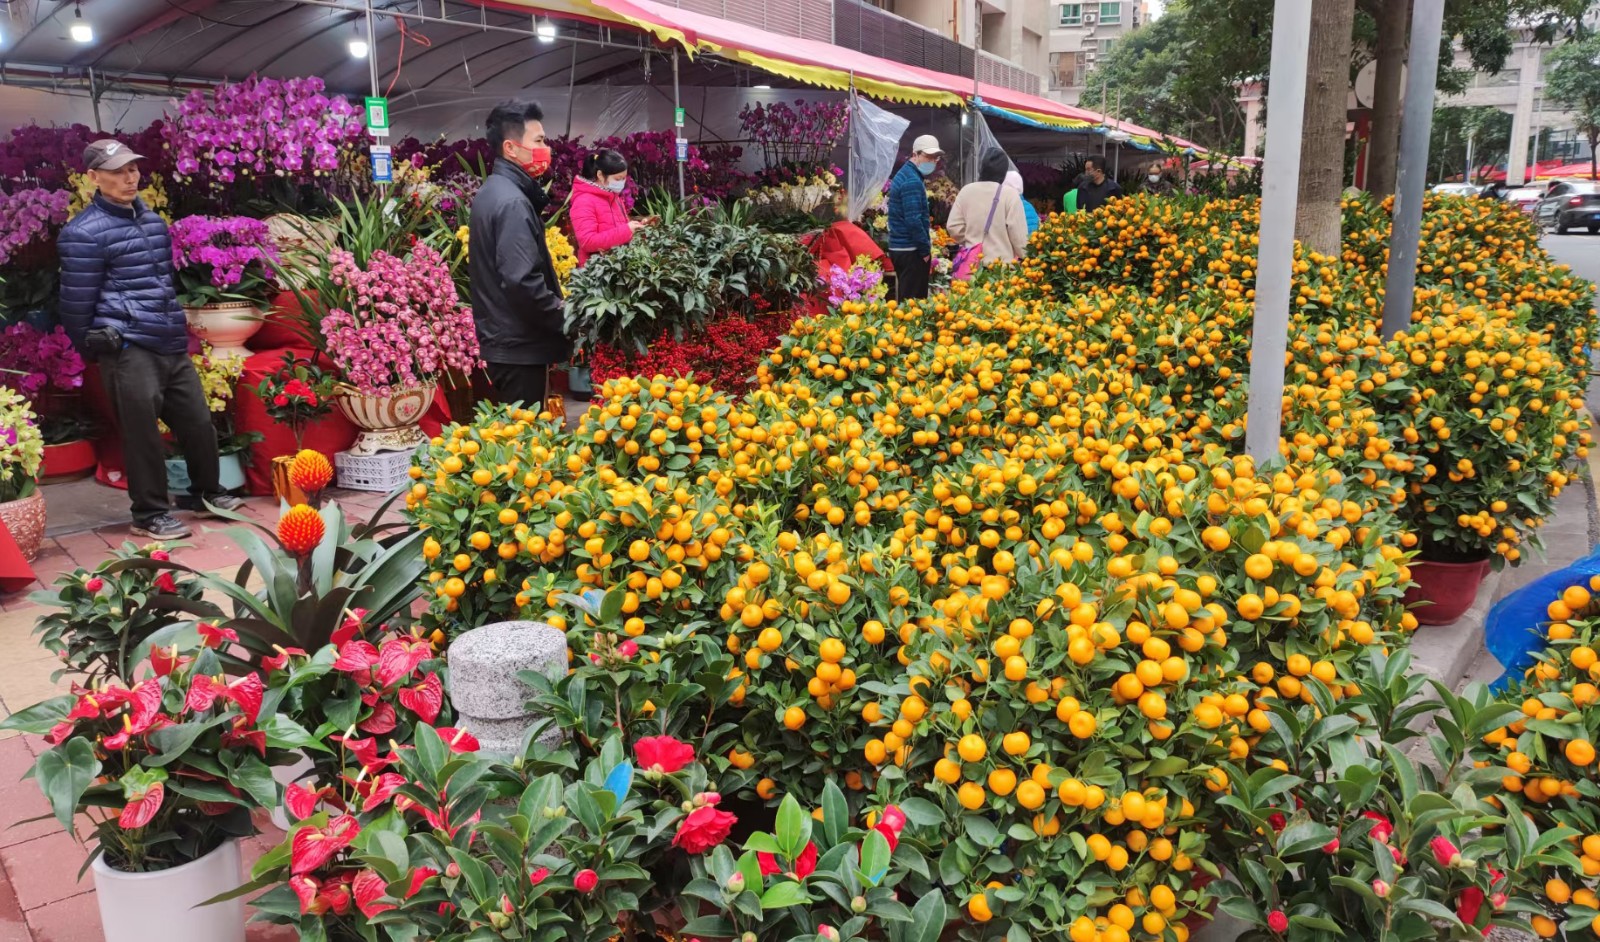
[965,110,1015,186]
[594,86,651,141]
[1484,547,1600,690]
[847,94,910,223]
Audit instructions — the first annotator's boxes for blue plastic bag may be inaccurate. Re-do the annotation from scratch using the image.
[1484,545,1600,690]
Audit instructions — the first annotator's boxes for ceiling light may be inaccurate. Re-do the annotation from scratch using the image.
[70,3,93,43]
[536,18,557,42]
[753,84,771,90]
[348,38,369,58]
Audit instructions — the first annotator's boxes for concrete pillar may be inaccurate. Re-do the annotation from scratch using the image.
[447,621,569,758]
[1507,43,1541,186]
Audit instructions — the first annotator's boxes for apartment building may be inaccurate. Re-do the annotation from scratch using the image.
[1046,0,1148,104]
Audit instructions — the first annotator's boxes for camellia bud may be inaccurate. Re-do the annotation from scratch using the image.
[445,862,461,878]
[575,869,599,894]
[694,791,722,807]
[742,933,758,942]
[1267,910,1289,934]
[726,873,746,894]
[1323,837,1340,854]
[681,800,696,813]
[501,894,514,915]
[819,926,840,942]
[851,896,868,914]
[85,577,104,592]
[1371,879,1390,898]
[489,911,511,929]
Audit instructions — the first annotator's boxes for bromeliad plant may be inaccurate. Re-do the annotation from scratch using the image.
[0,638,291,873]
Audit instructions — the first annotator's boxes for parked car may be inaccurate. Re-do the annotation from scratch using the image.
[1534,180,1600,233]
[1431,182,1480,197]
[1503,186,1548,213]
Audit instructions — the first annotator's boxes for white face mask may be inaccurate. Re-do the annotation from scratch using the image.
[1148,174,1161,183]
[603,178,627,193]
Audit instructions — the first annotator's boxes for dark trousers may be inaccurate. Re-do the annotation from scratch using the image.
[891,250,931,301]
[98,345,221,525]
[484,362,550,409]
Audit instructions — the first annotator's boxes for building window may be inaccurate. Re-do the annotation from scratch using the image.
[1050,50,1089,89]
[1099,38,1116,56]
[1058,3,1082,26]
[1099,1,1121,24]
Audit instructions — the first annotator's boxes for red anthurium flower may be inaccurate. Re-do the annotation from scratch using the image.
[358,772,407,813]
[185,675,227,714]
[330,609,369,648]
[407,867,439,898]
[415,800,481,839]
[222,716,268,756]
[198,623,240,648]
[286,783,345,820]
[291,875,328,915]
[225,673,265,724]
[261,646,308,672]
[434,727,480,753]
[672,805,737,854]
[398,672,444,724]
[1430,836,1462,868]
[124,680,163,730]
[332,640,380,679]
[635,735,695,774]
[291,815,361,875]
[148,644,189,677]
[45,721,75,745]
[353,870,396,919]
[323,882,353,917]
[359,701,398,735]
[376,637,432,689]
[338,736,399,774]
[118,782,164,829]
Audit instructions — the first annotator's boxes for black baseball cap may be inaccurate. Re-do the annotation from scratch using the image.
[83,139,145,171]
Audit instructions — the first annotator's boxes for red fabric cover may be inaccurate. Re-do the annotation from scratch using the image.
[252,290,316,350]
[809,221,888,278]
[570,178,634,265]
[0,516,34,593]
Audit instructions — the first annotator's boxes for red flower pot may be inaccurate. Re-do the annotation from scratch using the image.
[39,438,97,483]
[1403,556,1492,625]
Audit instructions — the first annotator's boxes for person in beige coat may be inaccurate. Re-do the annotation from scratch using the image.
[947,151,1030,267]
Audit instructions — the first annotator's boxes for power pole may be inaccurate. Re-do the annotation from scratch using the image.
[1381,0,1446,337]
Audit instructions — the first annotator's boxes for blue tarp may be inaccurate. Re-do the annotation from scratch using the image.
[1484,546,1600,690]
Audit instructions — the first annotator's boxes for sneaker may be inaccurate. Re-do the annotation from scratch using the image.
[131,513,192,540]
[177,494,246,516]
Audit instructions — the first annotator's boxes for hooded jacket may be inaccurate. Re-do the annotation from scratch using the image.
[57,194,189,356]
[569,177,634,265]
[468,158,571,366]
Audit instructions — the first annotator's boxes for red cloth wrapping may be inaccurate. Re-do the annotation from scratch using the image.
[809,221,889,277]
[0,516,35,594]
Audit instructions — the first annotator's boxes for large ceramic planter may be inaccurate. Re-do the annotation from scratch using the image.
[334,383,435,456]
[0,491,46,562]
[166,454,246,495]
[39,439,97,483]
[184,301,263,359]
[92,838,245,942]
[1403,556,1492,626]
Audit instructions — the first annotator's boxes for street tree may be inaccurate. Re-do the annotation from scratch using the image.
[1544,31,1600,181]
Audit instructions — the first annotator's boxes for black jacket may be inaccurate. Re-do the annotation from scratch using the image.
[1076,175,1124,212]
[468,159,570,365]
[58,194,189,356]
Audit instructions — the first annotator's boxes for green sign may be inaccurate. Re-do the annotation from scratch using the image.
[674,107,685,128]
[365,97,390,134]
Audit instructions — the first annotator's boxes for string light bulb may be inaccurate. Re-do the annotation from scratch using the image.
[536,18,557,42]
[70,3,93,43]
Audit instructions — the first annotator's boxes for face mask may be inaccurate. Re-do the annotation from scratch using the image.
[1148,174,1161,183]
[916,161,936,177]
[515,143,552,178]
[604,178,627,193]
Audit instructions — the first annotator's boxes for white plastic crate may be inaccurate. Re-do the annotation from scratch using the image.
[335,448,415,493]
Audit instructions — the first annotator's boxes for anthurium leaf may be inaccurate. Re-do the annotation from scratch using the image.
[35,738,100,830]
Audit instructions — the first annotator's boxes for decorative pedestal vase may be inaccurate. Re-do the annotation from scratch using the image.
[1403,556,1492,626]
[334,383,435,456]
[92,838,245,942]
[0,491,47,562]
[271,455,310,506]
[184,301,263,359]
[39,439,97,483]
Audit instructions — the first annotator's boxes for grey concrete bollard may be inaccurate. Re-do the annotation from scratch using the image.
[448,621,569,758]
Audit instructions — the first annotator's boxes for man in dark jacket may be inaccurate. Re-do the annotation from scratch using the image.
[887,134,941,302]
[58,139,242,540]
[469,100,570,408]
[1074,155,1124,212]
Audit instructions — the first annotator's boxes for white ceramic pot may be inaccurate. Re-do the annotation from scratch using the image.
[184,301,263,359]
[92,838,245,942]
[334,382,436,456]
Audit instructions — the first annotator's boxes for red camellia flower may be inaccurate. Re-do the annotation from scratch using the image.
[84,577,103,592]
[759,841,818,879]
[1267,910,1289,934]
[529,867,550,886]
[1430,836,1462,868]
[1362,811,1394,843]
[880,805,907,833]
[574,869,599,893]
[278,504,326,557]
[406,867,438,898]
[672,805,737,854]
[154,572,178,593]
[1456,886,1485,927]
[635,735,695,774]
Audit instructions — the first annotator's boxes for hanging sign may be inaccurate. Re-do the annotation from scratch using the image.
[370,145,393,183]
[365,96,390,136]
[675,137,689,162]
[674,107,686,128]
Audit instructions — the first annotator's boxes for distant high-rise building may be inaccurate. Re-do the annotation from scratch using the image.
[1046,0,1148,105]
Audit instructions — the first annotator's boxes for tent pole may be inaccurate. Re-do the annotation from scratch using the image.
[87,67,102,133]
[1380,0,1446,337]
[1243,0,1312,465]
[565,42,579,138]
[673,49,685,201]
[365,0,379,98]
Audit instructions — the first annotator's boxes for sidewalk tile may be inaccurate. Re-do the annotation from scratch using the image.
[0,871,31,942]
[0,739,32,784]
[0,780,64,850]
[246,923,298,941]
[25,890,101,942]
[49,533,113,575]
[0,611,39,656]
[1,832,91,909]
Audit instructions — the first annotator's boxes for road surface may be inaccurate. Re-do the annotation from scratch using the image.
[1545,231,1600,286]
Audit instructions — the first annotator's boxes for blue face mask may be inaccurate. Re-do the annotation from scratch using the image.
[916,161,936,177]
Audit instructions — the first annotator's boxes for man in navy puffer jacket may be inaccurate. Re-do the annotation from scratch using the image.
[58,139,243,539]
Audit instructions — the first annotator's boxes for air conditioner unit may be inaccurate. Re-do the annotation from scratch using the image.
[1085,50,1098,62]
[1082,11,1097,24]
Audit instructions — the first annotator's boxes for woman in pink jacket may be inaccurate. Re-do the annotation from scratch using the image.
[569,148,641,265]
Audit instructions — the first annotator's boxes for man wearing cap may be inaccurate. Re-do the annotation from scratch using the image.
[58,139,243,540]
[887,135,942,302]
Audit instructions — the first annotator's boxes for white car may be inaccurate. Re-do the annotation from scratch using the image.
[1431,183,1480,197]
[1503,186,1546,213]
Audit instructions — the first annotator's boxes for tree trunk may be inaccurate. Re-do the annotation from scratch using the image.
[1365,0,1411,197]
[1295,0,1359,257]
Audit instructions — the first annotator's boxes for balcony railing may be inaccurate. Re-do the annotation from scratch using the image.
[834,0,1039,94]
